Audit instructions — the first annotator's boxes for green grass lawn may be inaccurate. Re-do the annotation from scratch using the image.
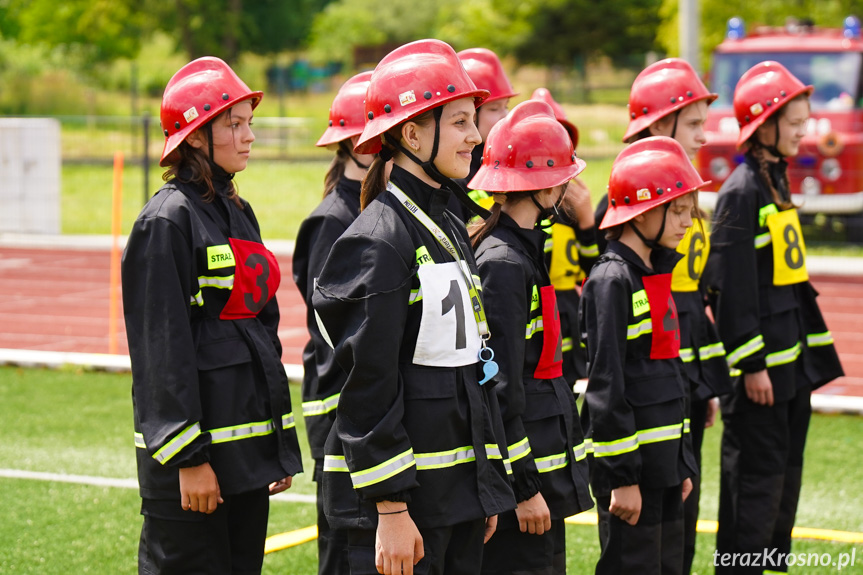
[0,365,861,574]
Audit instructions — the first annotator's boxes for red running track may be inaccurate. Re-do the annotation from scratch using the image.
[1,246,862,398]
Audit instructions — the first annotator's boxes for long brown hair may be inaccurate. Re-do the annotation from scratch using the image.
[323,146,349,198]
[747,94,809,211]
[468,191,532,248]
[360,109,435,211]
[162,110,243,209]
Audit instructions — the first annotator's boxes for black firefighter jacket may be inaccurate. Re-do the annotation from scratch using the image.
[312,165,516,531]
[475,213,593,526]
[580,241,698,497]
[292,176,360,471]
[704,155,843,414]
[123,174,302,500]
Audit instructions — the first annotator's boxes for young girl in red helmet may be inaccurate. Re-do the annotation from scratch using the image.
[530,87,599,385]
[292,70,375,575]
[596,59,731,572]
[580,136,702,575]
[468,99,594,575]
[122,57,302,573]
[311,39,515,575]
[705,61,843,574]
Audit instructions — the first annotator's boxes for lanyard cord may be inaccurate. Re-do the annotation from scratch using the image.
[387,181,490,339]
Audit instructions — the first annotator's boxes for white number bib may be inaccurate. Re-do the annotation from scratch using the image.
[413,261,482,367]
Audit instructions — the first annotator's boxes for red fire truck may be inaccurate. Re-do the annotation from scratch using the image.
[697,16,863,239]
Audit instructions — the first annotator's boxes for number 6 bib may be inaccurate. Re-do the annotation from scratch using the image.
[413,261,483,367]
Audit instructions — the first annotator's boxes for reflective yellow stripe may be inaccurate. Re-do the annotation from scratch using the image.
[198,274,234,289]
[727,335,765,367]
[561,336,574,353]
[806,331,834,348]
[698,342,726,361]
[134,432,146,449]
[572,441,588,462]
[408,288,422,305]
[626,318,652,340]
[210,418,276,444]
[578,242,600,258]
[350,449,415,489]
[759,203,779,227]
[754,232,772,249]
[190,290,204,307]
[323,455,349,472]
[591,422,686,458]
[507,437,532,464]
[535,451,568,473]
[526,317,545,339]
[415,246,433,266]
[765,342,801,368]
[281,413,296,430]
[152,422,202,464]
[683,419,691,434]
[679,347,695,363]
[415,446,475,470]
[632,289,650,317]
[529,285,540,312]
[302,393,340,418]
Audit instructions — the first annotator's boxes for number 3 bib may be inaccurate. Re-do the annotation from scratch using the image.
[766,208,808,286]
[413,261,483,367]
[220,238,281,320]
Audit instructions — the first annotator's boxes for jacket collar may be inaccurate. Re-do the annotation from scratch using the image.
[498,211,547,260]
[606,239,683,275]
[335,176,362,214]
[389,164,452,218]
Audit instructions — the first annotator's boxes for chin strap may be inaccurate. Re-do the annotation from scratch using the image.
[531,186,567,226]
[629,203,670,250]
[388,107,491,219]
[339,140,370,170]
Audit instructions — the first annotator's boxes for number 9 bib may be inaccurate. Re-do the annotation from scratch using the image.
[766,209,808,286]
[413,261,483,367]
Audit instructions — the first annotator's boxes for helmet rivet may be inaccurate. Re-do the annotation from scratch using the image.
[447,84,455,93]
[676,181,683,188]
[611,198,616,207]
[670,97,676,104]
[203,104,211,111]
[384,104,392,113]
[624,196,630,204]
[526,160,534,168]
[686,91,693,98]
[656,188,663,196]
[222,93,229,100]
[339,119,345,126]
[424,91,432,100]
[368,112,374,119]
[547,159,554,167]
[744,115,750,122]
[642,107,648,114]
[163,129,169,136]
[773,97,779,103]
[766,100,772,107]
[780,90,787,97]
[631,112,636,118]
[571,154,576,162]
[174,121,181,129]
[329,120,333,126]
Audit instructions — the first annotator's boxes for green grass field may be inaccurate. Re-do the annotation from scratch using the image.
[0,365,860,574]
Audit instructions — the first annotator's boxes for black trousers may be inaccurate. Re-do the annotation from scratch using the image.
[595,484,685,575]
[345,518,486,575]
[314,460,350,574]
[138,487,269,575]
[481,516,566,575]
[715,387,811,575]
[682,398,709,574]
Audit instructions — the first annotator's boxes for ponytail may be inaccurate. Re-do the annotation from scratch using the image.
[323,147,349,198]
[468,200,503,248]
[751,145,794,210]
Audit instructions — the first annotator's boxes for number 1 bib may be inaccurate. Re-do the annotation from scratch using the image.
[220,238,281,320]
[413,261,483,367]
[766,208,808,286]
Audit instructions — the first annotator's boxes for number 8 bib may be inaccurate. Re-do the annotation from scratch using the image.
[766,209,808,286]
[413,261,483,367]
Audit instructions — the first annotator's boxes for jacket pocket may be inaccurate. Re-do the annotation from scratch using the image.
[521,381,565,422]
[196,338,252,370]
[624,373,685,407]
[401,365,457,400]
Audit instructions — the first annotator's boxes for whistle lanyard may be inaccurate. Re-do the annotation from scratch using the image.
[387,181,490,340]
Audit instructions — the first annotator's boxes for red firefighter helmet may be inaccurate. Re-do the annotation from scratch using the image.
[355,39,489,155]
[734,60,813,147]
[468,100,586,193]
[530,87,579,148]
[316,71,373,147]
[160,56,263,167]
[600,136,709,229]
[457,48,518,105]
[623,58,717,143]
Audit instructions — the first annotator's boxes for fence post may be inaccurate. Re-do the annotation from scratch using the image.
[142,112,150,205]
